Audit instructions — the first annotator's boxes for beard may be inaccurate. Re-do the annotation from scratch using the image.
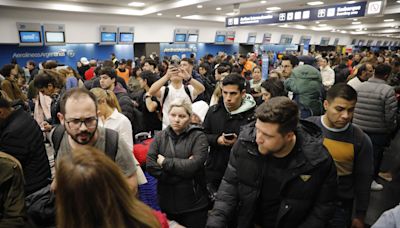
[258,141,286,155]
[66,125,97,145]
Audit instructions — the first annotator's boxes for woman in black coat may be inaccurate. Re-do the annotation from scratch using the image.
[147,98,209,228]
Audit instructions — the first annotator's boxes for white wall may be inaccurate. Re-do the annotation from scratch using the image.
[0,7,396,46]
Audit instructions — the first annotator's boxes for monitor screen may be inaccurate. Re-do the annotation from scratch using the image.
[351,39,357,45]
[101,32,117,42]
[376,41,382,46]
[175,34,187,42]
[366,40,373,46]
[215,35,225,43]
[382,40,389,46]
[187,34,198,43]
[119,33,134,43]
[320,38,330,46]
[45,31,65,43]
[280,36,292,44]
[19,31,41,43]
[247,36,256,44]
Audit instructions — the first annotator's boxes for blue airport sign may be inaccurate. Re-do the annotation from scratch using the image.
[226,1,367,27]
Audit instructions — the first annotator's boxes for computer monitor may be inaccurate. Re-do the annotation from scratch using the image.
[101,32,117,42]
[119,33,134,43]
[45,31,65,43]
[174,33,187,42]
[19,31,41,43]
[247,36,256,44]
[215,35,225,43]
[187,34,198,43]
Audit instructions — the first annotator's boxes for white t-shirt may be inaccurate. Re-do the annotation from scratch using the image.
[159,84,196,129]
[100,108,133,150]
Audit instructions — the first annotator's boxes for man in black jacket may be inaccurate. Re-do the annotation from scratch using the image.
[207,97,337,228]
[203,74,256,194]
[0,96,51,196]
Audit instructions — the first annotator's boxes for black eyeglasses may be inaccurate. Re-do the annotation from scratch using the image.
[66,116,98,130]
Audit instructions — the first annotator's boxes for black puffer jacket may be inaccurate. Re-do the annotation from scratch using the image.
[0,107,51,195]
[146,125,209,214]
[203,97,255,189]
[207,120,337,228]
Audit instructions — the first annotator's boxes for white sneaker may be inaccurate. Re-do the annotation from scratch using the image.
[371,180,384,191]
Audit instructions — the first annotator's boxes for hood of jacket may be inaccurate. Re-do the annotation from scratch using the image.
[239,119,328,167]
[113,82,127,94]
[292,65,322,81]
[225,94,256,115]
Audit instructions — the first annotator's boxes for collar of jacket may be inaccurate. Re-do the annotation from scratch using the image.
[165,124,202,139]
[212,95,256,115]
[0,106,22,130]
[238,120,328,168]
[368,77,388,84]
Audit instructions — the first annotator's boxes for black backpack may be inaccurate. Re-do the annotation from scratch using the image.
[51,125,119,160]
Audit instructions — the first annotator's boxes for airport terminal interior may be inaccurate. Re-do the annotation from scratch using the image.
[0,0,400,227]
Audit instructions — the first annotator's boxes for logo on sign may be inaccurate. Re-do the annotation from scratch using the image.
[287,12,294,20]
[295,11,302,20]
[318,9,326,17]
[327,8,336,17]
[228,18,234,25]
[303,10,310,19]
[234,18,239,25]
[367,1,382,14]
[279,13,286,21]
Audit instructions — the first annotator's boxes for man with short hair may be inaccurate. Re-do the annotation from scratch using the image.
[347,63,374,90]
[116,59,130,84]
[98,67,142,134]
[353,63,398,191]
[203,74,256,194]
[308,83,373,228]
[319,57,335,90]
[207,96,337,228]
[52,88,139,191]
[26,60,39,83]
[281,55,299,79]
[1,64,27,102]
[238,54,256,78]
[148,61,205,129]
[142,58,157,73]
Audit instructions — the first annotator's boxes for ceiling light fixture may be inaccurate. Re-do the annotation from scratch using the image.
[216,7,222,11]
[261,0,267,3]
[265,10,273,13]
[352,21,361,24]
[307,1,324,6]
[128,2,145,7]
[157,13,162,16]
[346,1,356,3]
[384,19,395,22]
[266,7,281,11]
[318,24,327,26]
[226,12,235,16]
[397,0,400,3]
[341,31,347,33]
[315,21,320,24]
[197,5,203,8]
[176,14,181,17]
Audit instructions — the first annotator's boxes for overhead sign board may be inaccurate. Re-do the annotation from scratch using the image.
[226,1,370,27]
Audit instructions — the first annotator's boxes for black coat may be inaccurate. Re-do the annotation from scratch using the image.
[0,107,51,195]
[207,120,337,228]
[146,125,209,214]
[203,101,255,189]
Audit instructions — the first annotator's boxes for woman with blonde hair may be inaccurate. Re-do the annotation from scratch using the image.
[147,98,209,228]
[56,146,166,228]
[90,88,133,149]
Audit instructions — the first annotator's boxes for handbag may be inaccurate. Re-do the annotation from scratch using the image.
[25,184,56,227]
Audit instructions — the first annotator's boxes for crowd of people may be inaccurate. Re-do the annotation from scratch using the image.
[0,48,399,228]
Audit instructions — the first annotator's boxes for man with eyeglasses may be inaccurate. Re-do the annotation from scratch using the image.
[51,88,139,192]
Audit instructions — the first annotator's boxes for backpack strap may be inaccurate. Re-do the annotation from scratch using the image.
[161,85,193,105]
[51,124,65,160]
[352,125,364,156]
[184,85,193,102]
[104,128,119,160]
[161,86,169,105]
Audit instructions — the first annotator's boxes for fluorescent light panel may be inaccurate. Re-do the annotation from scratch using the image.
[128,2,145,7]
[307,1,324,6]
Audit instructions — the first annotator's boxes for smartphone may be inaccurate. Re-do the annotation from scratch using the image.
[224,133,235,140]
